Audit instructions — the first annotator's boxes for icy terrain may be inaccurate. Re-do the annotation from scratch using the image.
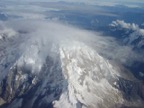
[0,20,144,108]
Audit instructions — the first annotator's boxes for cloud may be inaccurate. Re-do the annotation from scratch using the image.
[0,21,18,40]
[110,20,139,30]
[110,20,144,48]
[1,19,142,74]
[0,0,143,76]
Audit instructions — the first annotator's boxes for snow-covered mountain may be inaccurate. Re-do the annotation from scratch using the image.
[0,37,143,108]
[0,21,144,108]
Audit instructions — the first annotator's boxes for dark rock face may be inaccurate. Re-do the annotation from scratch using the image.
[0,55,67,108]
[0,66,34,102]
[0,65,38,107]
[116,77,144,100]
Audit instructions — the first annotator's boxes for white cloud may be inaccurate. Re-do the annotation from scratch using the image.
[0,1,143,76]
[110,20,139,30]
[0,22,18,40]
[110,20,144,48]
[1,19,142,70]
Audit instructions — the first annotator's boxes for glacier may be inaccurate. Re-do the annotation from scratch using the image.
[0,20,144,108]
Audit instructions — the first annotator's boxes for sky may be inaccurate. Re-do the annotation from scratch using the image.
[2,0,144,3]
[1,0,144,8]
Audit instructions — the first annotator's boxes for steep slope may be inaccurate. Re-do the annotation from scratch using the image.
[0,21,144,108]
[0,40,143,108]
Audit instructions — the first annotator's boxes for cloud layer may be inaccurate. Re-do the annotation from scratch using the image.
[1,19,143,73]
[0,1,143,79]
[110,20,144,48]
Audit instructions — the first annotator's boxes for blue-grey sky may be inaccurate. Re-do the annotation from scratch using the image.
[1,0,144,7]
[2,0,144,3]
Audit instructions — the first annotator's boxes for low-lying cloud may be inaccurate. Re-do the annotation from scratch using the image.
[0,21,18,40]
[0,19,143,74]
[110,20,144,48]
